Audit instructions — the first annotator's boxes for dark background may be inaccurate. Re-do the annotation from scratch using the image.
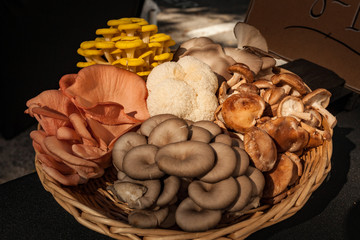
[0,0,145,139]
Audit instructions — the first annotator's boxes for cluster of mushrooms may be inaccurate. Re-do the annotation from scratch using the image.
[77,17,175,79]
[172,23,336,204]
[213,65,336,203]
[108,114,266,232]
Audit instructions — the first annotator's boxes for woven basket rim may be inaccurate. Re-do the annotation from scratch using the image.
[35,134,333,240]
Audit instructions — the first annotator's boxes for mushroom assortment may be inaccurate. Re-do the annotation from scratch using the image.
[77,17,175,79]
[26,19,337,235]
[108,114,265,232]
[214,62,336,204]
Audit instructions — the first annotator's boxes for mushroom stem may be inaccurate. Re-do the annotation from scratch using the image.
[310,103,337,129]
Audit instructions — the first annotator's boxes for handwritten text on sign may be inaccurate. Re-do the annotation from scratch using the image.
[246,0,360,91]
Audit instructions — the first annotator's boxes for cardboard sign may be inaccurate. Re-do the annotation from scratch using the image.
[245,0,360,92]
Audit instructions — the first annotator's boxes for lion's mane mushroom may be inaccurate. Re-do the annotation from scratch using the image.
[200,143,237,183]
[148,118,189,147]
[146,56,219,121]
[221,93,266,134]
[128,207,169,229]
[155,141,215,178]
[258,116,309,153]
[175,197,222,232]
[302,88,337,129]
[122,144,165,180]
[112,132,147,171]
[244,127,277,172]
[188,177,239,210]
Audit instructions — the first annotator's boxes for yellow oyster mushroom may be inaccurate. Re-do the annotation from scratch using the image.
[141,24,158,43]
[150,34,172,54]
[151,62,159,69]
[137,70,151,80]
[112,35,140,42]
[110,48,124,60]
[77,48,107,64]
[96,28,119,41]
[164,39,176,53]
[76,61,96,68]
[139,50,154,69]
[95,41,116,63]
[148,42,162,58]
[112,57,145,72]
[107,18,132,27]
[154,52,173,64]
[115,39,143,58]
[117,23,141,36]
[80,41,96,49]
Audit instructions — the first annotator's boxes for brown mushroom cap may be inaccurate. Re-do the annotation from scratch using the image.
[277,96,312,121]
[112,132,147,171]
[303,107,322,128]
[262,87,286,106]
[221,93,266,133]
[235,82,259,95]
[271,73,309,96]
[188,177,239,210]
[175,197,222,232]
[200,143,237,183]
[244,127,277,172]
[148,118,189,147]
[259,116,309,152]
[262,153,298,199]
[302,88,337,128]
[227,63,255,87]
[128,207,169,229]
[228,175,253,212]
[191,120,222,138]
[156,175,181,207]
[122,144,164,180]
[140,114,178,137]
[232,146,250,177]
[155,141,215,178]
[189,125,212,143]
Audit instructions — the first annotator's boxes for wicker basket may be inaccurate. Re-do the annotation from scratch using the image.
[35,118,333,240]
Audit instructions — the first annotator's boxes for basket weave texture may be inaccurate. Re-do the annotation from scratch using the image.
[35,123,333,240]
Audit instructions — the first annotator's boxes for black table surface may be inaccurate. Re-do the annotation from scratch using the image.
[1,60,360,240]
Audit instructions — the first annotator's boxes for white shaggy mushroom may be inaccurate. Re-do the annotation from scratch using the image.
[146,78,196,119]
[146,56,219,121]
[146,62,186,92]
